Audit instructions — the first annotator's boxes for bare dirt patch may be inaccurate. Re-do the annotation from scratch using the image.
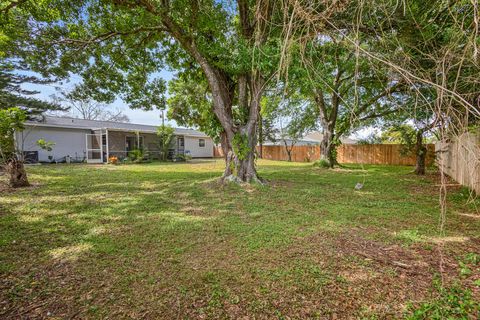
[242,228,476,318]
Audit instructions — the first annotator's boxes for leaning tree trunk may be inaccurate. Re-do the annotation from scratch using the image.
[414,130,427,175]
[5,158,29,188]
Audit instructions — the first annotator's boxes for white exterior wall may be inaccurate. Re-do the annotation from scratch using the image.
[184,136,213,158]
[16,126,90,162]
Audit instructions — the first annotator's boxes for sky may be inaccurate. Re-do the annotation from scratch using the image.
[24,70,177,127]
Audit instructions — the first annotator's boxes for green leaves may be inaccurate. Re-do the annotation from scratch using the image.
[156,124,175,161]
[0,107,26,162]
[0,64,64,116]
[36,138,55,152]
[232,133,250,161]
[167,74,223,142]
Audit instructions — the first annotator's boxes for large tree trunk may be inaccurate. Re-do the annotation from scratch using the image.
[205,71,263,184]
[163,19,263,183]
[414,130,427,175]
[314,87,338,169]
[154,1,274,183]
[206,75,262,184]
[160,10,265,184]
[320,126,335,168]
[220,131,233,178]
[222,127,260,183]
[234,143,258,182]
[5,158,29,188]
[258,116,263,159]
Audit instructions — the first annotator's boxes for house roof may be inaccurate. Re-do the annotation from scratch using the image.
[304,131,357,144]
[24,116,209,138]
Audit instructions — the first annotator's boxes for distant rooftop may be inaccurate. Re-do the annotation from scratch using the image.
[304,131,357,144]
[25,116,209,138]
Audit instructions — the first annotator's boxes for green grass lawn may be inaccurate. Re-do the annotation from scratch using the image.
[1,160,479,319]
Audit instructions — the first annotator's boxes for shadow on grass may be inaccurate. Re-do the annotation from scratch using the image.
[1,162,479,318]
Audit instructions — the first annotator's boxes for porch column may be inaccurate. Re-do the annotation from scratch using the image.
[106,129,109,162]
[100,132,104,163]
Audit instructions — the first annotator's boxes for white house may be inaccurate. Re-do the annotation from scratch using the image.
[15,116,214,163]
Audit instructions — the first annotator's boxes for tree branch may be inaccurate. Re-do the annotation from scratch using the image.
[355,82,406,115]
[49,26,167,48]
[0,0,27,15]
[358,107,401,121]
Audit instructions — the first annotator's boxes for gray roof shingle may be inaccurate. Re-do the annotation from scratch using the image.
[25,116,209,137]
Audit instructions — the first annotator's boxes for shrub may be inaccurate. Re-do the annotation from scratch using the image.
[128,149,144,162]
[36,139,55,152]
[36,138,56,162]
[313,159,330,168]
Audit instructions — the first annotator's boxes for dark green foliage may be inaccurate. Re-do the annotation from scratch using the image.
[167,73,223,143]
[0,3,64,117]
[232,133,250,161]
[0,64,64,117]
[127,149,148,163]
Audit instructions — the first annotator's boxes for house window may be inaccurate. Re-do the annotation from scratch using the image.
[199,139,205,148]
[178,137,184,147]
[126,136,144,151]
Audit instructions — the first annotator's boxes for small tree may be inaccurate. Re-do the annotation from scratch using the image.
[36,139,55,162]
[278,122,304,162]
[0,107,29,187]
[157,125,175,161]
[365,123,436,175]
[52,86,130,122]
[270,90,314,162]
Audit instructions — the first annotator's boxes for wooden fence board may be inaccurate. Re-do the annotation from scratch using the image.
[436,132,480,195]
[214,143,435,166]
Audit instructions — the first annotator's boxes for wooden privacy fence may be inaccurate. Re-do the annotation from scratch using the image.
[436,132,480,195]
[337,144,435,166]
[213,144,435,166]
[257,145,321,162]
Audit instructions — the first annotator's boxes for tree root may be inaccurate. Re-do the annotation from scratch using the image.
[221,174,266,185]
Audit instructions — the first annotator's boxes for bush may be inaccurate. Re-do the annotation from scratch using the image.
[313,159,331,168]
[128,149,146,163]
